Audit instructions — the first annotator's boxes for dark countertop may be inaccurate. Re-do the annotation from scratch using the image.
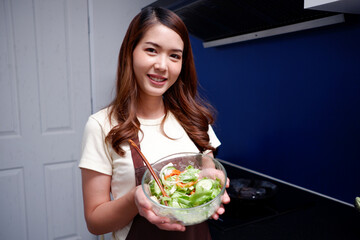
[208,161,360,240]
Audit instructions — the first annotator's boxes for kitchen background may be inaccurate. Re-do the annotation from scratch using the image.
[0,0,359,239]
[191,14,360,205]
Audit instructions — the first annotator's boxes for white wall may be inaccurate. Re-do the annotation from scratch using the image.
[89,0,156,113]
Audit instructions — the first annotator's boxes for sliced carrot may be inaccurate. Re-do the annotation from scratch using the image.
[176,182,185,188]
[176,180,197,188]
[164,169,181,180]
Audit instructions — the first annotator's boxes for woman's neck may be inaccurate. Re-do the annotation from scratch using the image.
[136,95,165,119]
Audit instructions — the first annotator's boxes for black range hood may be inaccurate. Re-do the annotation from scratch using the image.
[147,0,344,47]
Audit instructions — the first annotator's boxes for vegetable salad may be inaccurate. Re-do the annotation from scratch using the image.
[149,163,222,208]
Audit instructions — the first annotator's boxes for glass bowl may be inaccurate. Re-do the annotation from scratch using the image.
[141,152,227,226]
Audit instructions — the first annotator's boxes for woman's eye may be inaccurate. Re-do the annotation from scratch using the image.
[170,54,181,60]
[145,48,156,53]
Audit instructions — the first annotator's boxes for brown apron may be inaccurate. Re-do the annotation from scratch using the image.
[125,137,212,240]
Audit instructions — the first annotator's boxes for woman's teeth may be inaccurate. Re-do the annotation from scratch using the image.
[149,75,165,82]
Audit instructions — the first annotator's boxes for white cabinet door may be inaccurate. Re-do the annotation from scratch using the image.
[0,0,94,239]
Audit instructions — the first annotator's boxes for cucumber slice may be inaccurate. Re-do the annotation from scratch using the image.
[150,180,162,197]
[196,179,214,192]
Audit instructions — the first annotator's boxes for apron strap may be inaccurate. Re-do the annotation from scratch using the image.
[129,135,147,186]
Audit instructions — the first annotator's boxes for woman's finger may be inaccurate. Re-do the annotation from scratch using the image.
[222,190,230,204]
[156,222,186,231]
[226,178,230,188]
[216,205,225,215]
[144,210,185,231]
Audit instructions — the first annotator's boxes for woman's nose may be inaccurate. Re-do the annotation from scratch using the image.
[154,56,167,71]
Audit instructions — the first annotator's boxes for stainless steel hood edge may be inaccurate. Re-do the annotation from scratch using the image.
[203,14,345,48]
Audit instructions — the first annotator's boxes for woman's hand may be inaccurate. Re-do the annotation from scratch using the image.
[134,186,186,232]
[211,177,230,220]
[198,153,231,221]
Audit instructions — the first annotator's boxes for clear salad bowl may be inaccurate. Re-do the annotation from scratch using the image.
[141,152,227,226]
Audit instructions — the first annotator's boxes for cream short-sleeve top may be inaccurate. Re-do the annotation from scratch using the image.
[79,108,221,239]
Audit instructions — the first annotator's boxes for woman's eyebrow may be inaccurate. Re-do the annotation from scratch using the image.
[145,41,183,53]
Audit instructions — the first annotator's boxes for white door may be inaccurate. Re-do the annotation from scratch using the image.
[0,0,95,239]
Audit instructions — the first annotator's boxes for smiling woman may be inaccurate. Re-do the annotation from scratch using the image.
[79,6,229,240]
[132,24,183,109]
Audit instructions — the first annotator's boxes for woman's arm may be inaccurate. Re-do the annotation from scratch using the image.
[81,168,185,235]
[81,168,138,235]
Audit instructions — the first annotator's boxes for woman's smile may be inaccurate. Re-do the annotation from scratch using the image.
[147,74,167,85]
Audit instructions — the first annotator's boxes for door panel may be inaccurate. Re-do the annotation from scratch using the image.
[0,0,20,137]
[35,0,74,133]
[0,0,94,239]
[0,168,27,240]
[44,162,79,239]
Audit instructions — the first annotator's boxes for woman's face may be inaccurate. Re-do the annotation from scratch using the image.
[132,23,184,99]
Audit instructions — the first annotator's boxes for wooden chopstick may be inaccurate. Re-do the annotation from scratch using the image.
[128,139,169,198]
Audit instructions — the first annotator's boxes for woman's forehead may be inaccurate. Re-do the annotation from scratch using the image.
[140,23,184,50]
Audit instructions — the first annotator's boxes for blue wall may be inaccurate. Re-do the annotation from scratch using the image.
[191,15,360,204]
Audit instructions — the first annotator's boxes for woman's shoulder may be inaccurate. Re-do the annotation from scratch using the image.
[87,107,114,133]
[90,107,111,121]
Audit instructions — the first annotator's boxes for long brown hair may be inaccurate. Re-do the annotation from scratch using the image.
[106,7,216,156]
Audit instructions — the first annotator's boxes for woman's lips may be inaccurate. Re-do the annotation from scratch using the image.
[148,74,167,85]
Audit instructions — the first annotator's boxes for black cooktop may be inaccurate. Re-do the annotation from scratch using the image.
[208,161,360,240]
